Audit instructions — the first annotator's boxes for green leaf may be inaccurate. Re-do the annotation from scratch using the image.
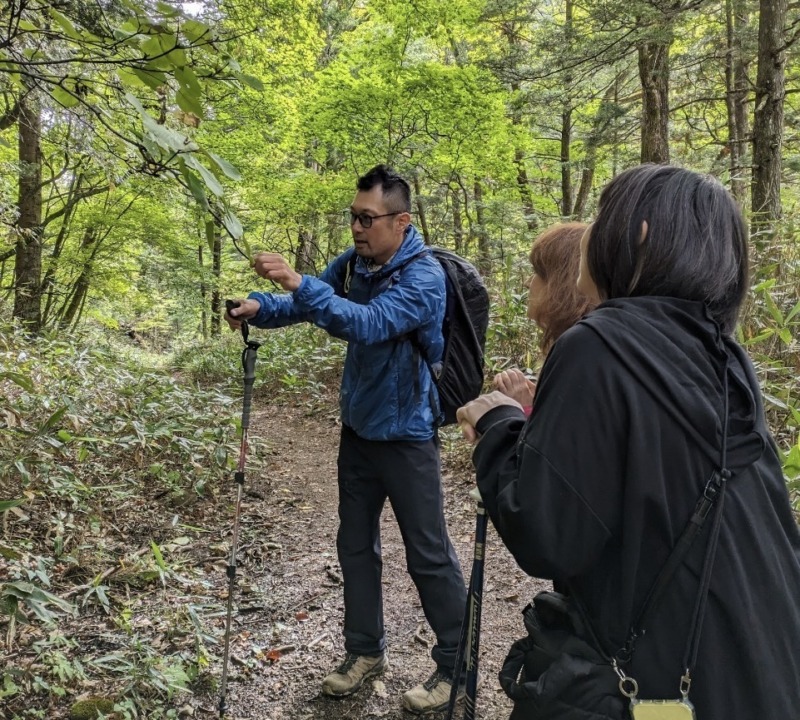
[117,67,147,89]
[205,219,216,254]
[0,544,22,560]
[785,299,800,324]
[234,72,265,91]
[156,1,181,17]
[0,499,24,512]
[175,66,202,96]
[41,406,68,431]
[784,444,800,480]
[742,329,775,346]
[13,461,30,481]
[48,8,81,40]
[176,88,203,118]
[222,208,243,241]
[130,68,167,91]
[185,155,224,196]
[151,540,167,570]
[51,85,79,109]
[57,430,73,442]
[181,19,212,44]
[206,151,241,181]
[764,292,784,325]
[0,372,34,391]
[779,328,793,346]
[140,34,166,59]
[179,161,208,209]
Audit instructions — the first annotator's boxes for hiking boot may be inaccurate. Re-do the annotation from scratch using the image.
[321,652,388,697]
[402,670,465,715]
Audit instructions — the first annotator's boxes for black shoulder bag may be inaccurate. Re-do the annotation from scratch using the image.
[500,364,731,720]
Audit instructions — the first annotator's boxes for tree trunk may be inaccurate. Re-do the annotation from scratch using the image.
[726,0,751,207]
[473,179,491,276]
[42,175,85,325]
[451,183,464,254]
[561,110,573,217]
[638,38,672,164]
[573,71,631,219]
[412,172,430,245]
[199,244,208,339]
[502,22,539,233]
[751,0,787,242]
[514,148,538,232]
[13,96,43,332]
[295,223,319,274]
[211,226,222,336]
[59,272,90,330]
[58,225,98,329]
[560,0,574,218]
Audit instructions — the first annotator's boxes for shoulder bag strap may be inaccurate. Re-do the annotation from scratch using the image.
[618,357,731,665]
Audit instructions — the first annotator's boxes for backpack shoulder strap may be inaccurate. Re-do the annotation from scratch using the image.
[343,251,358,297]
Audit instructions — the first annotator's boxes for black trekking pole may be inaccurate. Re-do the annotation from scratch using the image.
[218,300,260,719]
[446,487,489,720]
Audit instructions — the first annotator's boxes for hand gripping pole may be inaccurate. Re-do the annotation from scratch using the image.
[219,301,260,719]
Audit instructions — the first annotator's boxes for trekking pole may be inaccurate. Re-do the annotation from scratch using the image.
[446,487,489,720]
[218,300,261,719]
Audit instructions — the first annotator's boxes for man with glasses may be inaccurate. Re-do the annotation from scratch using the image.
[227,165,467,714]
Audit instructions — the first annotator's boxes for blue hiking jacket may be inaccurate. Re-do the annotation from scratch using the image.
[247,225,444,441]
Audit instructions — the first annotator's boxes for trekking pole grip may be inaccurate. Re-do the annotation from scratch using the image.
[241,344,257,430]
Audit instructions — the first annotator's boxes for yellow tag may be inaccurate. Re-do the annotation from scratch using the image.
[629,699,696,720]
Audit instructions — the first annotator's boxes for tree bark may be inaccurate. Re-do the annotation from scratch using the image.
[412,172,430,245]
[211,226,222,336]
[58,225,98,329]
[638,38,672,164]
[13,96,43,331]
[751,0,787,241]
[573,70,631,219]
[560,0,574,218]
[473,179,491,276]
[42,174,85,325]
[295,223,319,275]
[725,0,751,207]
[451,183,464,254]
[199,244,208,339]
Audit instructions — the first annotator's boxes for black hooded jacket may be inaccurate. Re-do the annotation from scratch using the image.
[474,297,800,719]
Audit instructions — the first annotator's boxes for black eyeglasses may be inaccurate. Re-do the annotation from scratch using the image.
[347,210,401,229]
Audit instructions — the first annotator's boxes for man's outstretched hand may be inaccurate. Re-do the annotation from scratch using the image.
[253,253,303,291]
[225,298,260,331]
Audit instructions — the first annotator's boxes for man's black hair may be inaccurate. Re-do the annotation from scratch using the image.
[357,165,412,214]
[587,164,749,334]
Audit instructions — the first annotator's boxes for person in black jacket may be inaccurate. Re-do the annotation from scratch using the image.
[457,164,800,720]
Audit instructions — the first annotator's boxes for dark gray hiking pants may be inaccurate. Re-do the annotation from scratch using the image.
[336,425,467,674]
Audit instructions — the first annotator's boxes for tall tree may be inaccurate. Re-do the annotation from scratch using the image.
[638,25,672,163]
[751,0,788,240]
[13,94,43,329]
[726,0,752,206]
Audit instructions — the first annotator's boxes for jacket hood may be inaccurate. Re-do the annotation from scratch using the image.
[579,297,765,473]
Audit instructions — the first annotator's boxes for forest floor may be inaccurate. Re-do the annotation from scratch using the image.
[2,394,545,720]
[195,399,545,720]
